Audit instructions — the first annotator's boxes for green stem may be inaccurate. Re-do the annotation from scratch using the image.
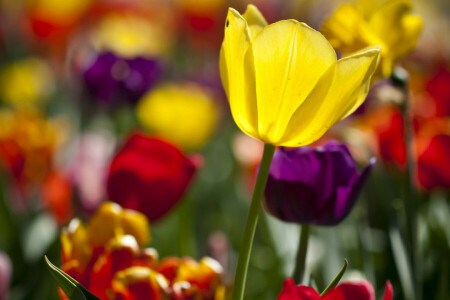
[231,143,276,300]
[391,67,419,298]
[320,259,348,296]
[293,225,310,284]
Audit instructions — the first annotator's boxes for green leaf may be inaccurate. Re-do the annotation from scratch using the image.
[389,226,415,300]
[44,256,101,300]
[320,259,348,296]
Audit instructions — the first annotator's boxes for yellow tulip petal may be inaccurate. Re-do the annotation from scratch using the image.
[321,5,370,54]
[250,20,336,143]
[242,4,267,28]
[280,47,380,146]
[219,8,259,138]
[87,202,123,247]
[121,209,151,247]
[369,0,410,47]
[397,14,423,57]
[243,4,267,38]
[61,219,92,267]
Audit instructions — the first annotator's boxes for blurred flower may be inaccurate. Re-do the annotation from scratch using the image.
[110,266,169,300]
[207,232,231,284]
[69,132,116,212]
[322,0,423,78]
[90,14,172,58]
[177,0,226,51]
[0,58,54,107]
[219,5,380,146]
[26,0,92,42]
[278,278,393,300]
[136,82,218,150]
[60,202,152,299]
[232,132,264,189]
[0,109,65,192]
[364,106,450,190]
[416,134,450,190]
[41,170,73,225]
[83,52,163,104]
[157,256,224,300]
[370,107,407,168]
[264,142,374,225]
[425,66,450,117]
[107,133,197,221]
[0,252,11,300]
[60,202,224,300]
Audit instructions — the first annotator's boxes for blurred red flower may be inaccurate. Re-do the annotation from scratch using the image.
[367,107,450,190]
[278,278,393,300]
[107,133,197,221]
[416,134,450,190]
[425,66,450,118]
[41,170,73,225]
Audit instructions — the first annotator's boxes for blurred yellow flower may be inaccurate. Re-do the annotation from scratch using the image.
[86,202,150,248]
[219,5,381,147]
[322,0,423,78]
[27,0,92,21]
[0,58,54,107]
[111,266,169,297]
[61,202,150,269]
[91,14,172,58]
[0,109,66,189]
[136,83,218,150]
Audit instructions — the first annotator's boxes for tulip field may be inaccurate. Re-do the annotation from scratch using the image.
[0,0,448,300]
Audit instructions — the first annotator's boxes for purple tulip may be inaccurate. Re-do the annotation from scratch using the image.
[264,142,375,226]
[83,52,163,104]
[0,252,11,300]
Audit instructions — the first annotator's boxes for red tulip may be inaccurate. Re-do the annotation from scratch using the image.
[425,67,450,118]
[278,278,393,300]
[416,134,450,190]
[369,107,450,190]
[107,133,197,221]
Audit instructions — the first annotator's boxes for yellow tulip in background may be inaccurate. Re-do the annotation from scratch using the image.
[0,58,54,107]
[220,5,381,147]
[136,82,218,151]
[91,14,172,58]
[322,0,423,78]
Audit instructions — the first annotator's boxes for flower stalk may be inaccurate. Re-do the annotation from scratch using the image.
[391,67,419,298]
[231,143,276,300]
[293,225,310,284]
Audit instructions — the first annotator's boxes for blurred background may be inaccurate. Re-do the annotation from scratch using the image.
[0,0,448,299]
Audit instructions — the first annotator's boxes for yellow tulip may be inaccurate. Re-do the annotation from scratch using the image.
[87,202,150,247]
[91,14,172,58]
[322,0,423,78]
[136,82,218,150]
[0,58,54,107]
[219,5,381,147]
[27,0,92,20]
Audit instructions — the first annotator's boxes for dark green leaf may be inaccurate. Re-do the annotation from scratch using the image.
[44,256,101,300]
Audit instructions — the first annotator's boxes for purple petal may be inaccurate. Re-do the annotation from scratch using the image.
[265,175,317,224]
[83,52,163,104]
[318,157,376,225]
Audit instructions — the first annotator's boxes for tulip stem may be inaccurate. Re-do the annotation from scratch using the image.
[293,225,310,284]
[231,143,276,300]
[391,67,419,298]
